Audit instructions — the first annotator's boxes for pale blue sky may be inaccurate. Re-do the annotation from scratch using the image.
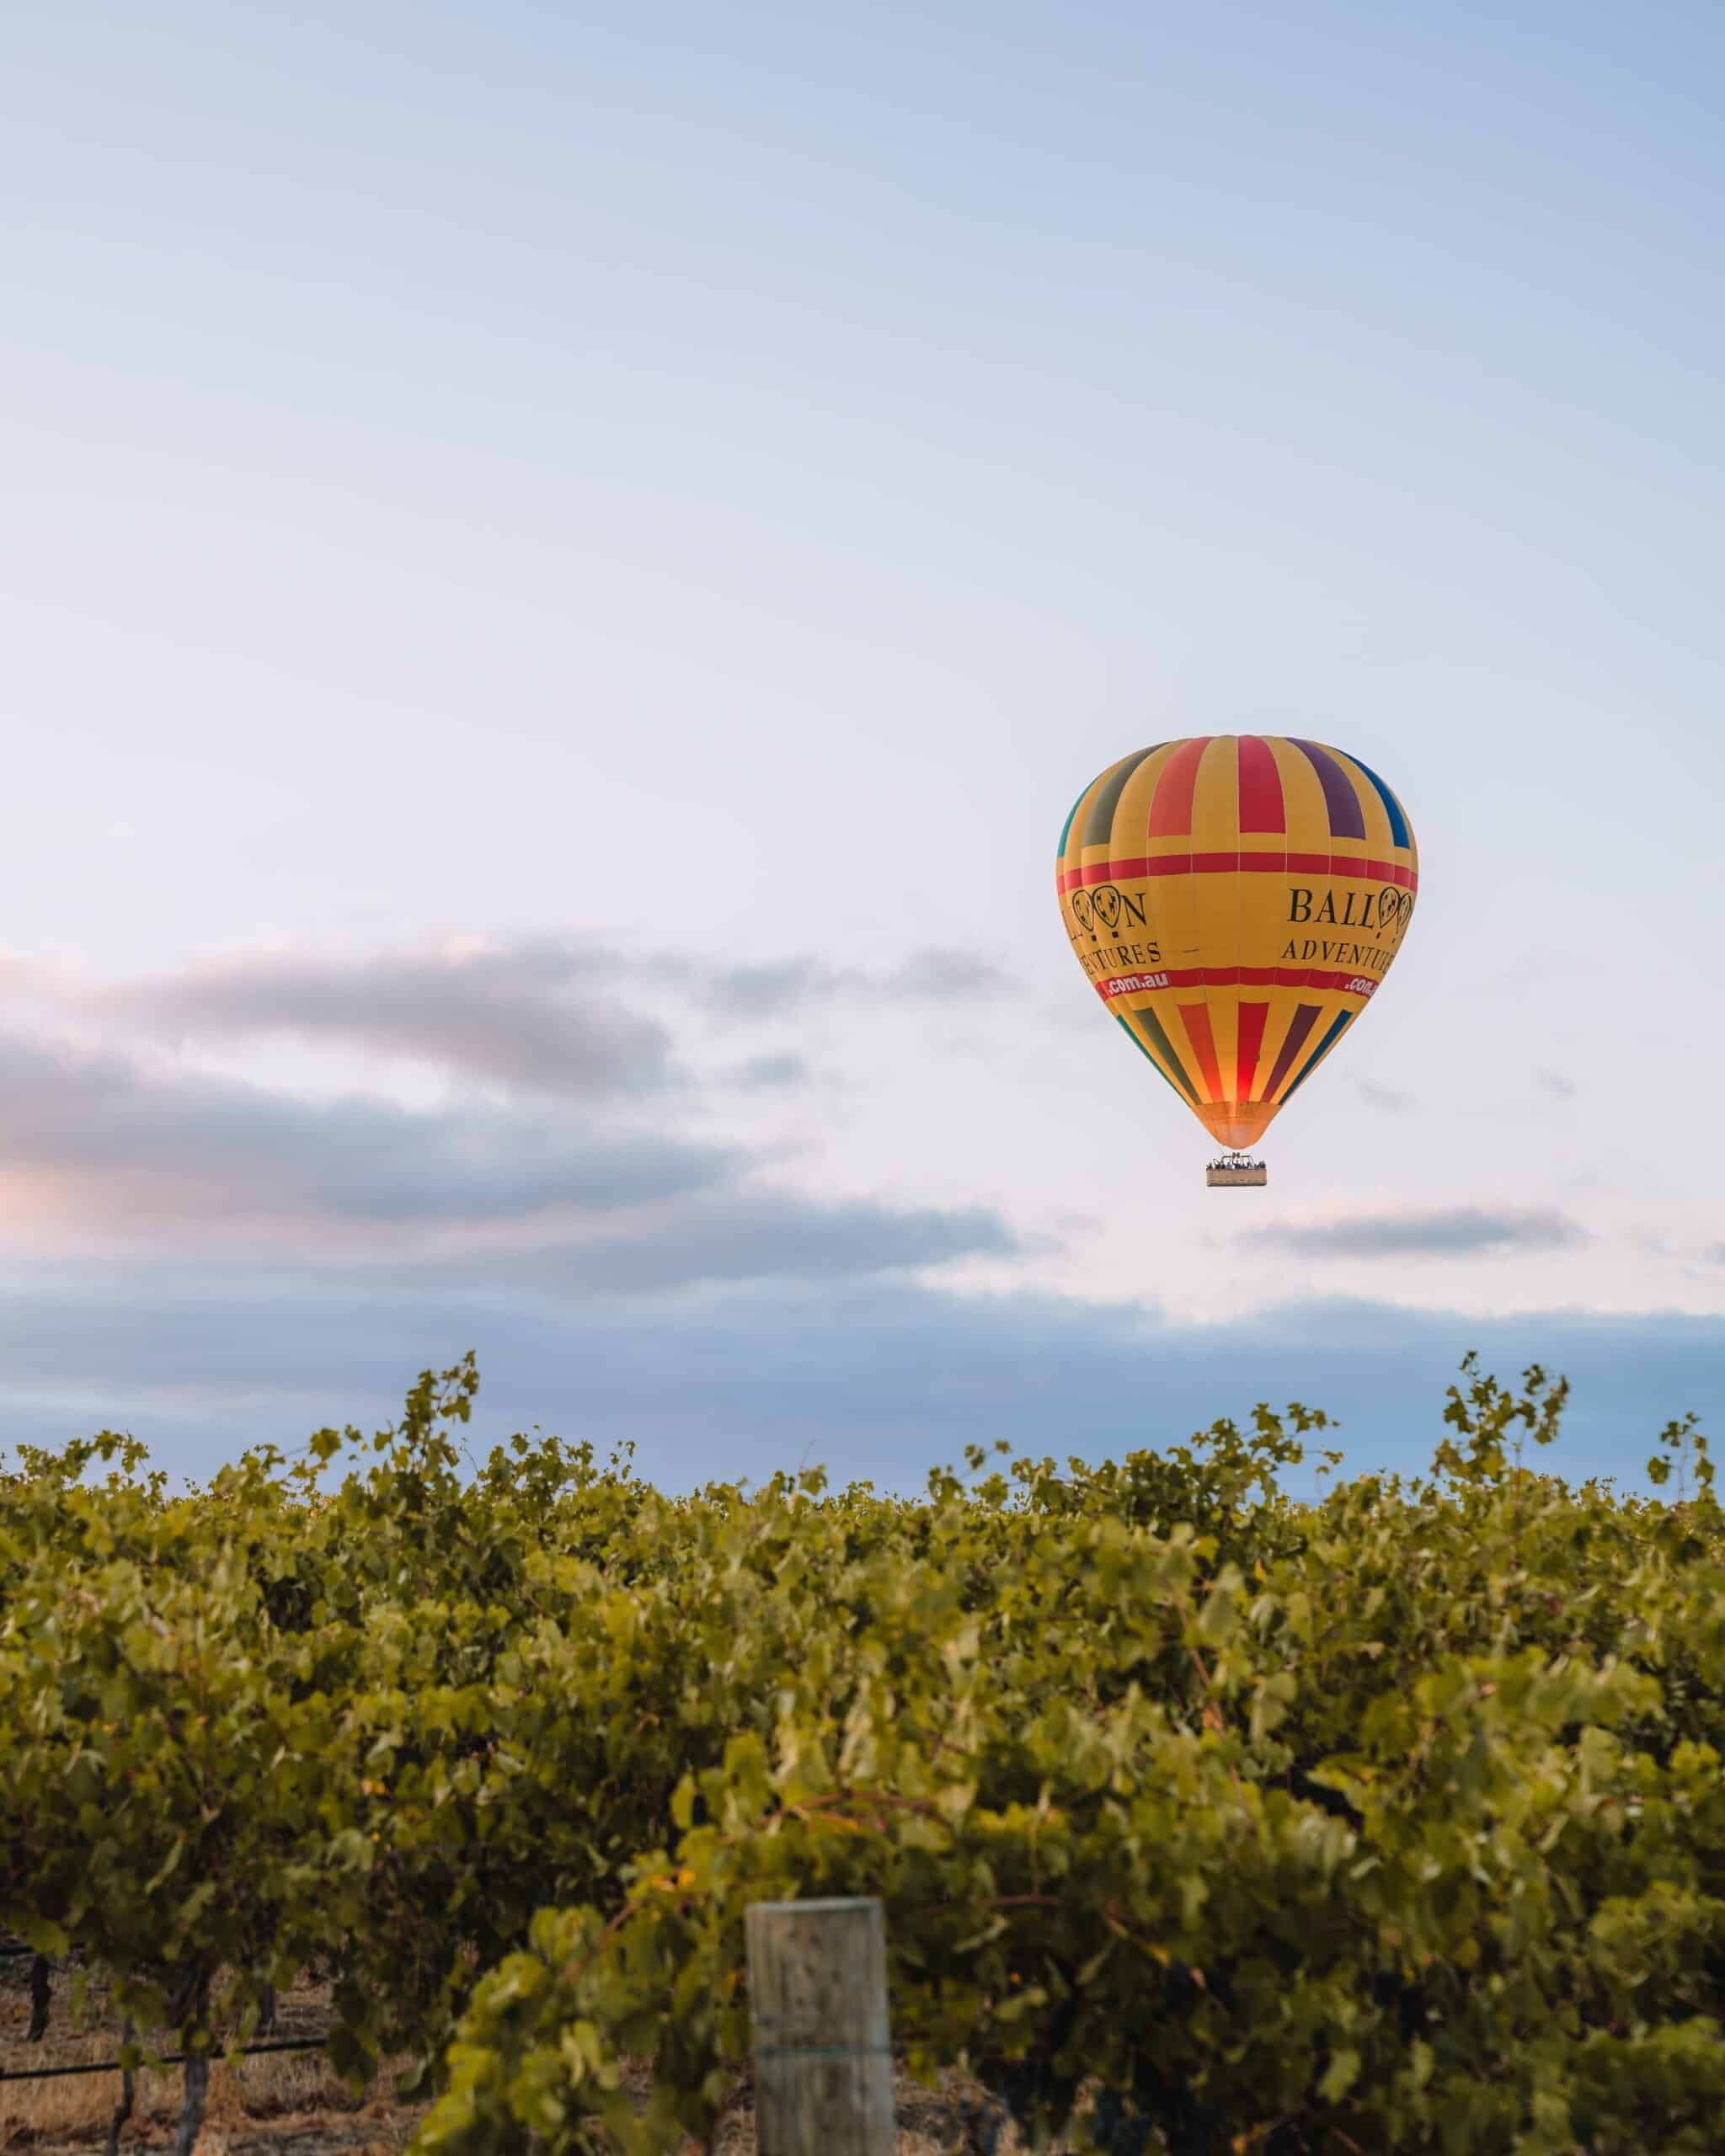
[3,1,1722,1489]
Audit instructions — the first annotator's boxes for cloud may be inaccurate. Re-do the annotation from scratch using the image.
[1354,1075,1416,1113]
[0,1030,734,1232]
[881,948,1008,1001]
[709,946,1009,1020]
[386,1189,1020,1296]
[1536,1067,1578,1102]
[713,958,836,1021]
[1246,1207,1587,1257]
[724,1052,814,1091]
[0,933,1039,1304]
[0,1267,1718,1502]
[68,935,1011,1092]
[93,937,670,1099]
[0,1027,1020,1294]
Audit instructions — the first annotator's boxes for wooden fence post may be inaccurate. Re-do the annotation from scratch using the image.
[745,1897,895,2156]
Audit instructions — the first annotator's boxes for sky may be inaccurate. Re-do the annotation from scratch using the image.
[3,0,1723,1495]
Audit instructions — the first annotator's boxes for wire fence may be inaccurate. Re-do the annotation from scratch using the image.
[0,2038,327,2084]
[2,1861,585,2093]
[1,1940,332,2087]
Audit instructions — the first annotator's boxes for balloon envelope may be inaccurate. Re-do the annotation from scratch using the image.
[1056,737,1418,1150]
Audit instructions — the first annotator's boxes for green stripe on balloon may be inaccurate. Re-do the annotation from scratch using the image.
[1126,1004,1199,1102]
[1082,744,1164,850]
[1114,1012,1188,1098]
[1056,782,1091,860]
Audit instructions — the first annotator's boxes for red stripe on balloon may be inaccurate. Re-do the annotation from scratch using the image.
[1236,737,1285,833]
[1057,852,1417,893]
[1177,1003,1223,1101]
[1092,967,1379,998]
[1147,737,1214,839]
[1236,1001,1269,1098]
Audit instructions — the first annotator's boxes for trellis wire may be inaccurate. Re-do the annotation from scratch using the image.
[0,2036,327,2084]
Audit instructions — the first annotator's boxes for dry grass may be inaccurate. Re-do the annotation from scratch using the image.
[704,2075,1007,2156]
[0,1971,422,2156]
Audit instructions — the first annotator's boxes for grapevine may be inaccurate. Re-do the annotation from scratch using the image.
[2,1354,1721,2154]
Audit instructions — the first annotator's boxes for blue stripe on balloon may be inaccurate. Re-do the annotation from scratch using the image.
[1057,784,1089,859]
[1343,753,1412,851]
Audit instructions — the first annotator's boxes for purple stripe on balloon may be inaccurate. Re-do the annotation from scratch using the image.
[1260,1003,1322,1100]
[1290,739,1367,841]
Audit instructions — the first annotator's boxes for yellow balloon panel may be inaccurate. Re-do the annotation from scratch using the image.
[1055,736,1418,1149]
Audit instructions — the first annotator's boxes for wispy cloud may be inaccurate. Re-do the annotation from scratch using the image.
[89,937,670,1099]
[706,946,1009,1020]
[879,948,1006,1001]
[724,1052,814,1091]
[0,1030,733,1234]
[1247,1207,1588,1257]
[1354,1075,1417,1114]
[387,1190,1021,1297]
[57,935,1009,1095]
[0,1020,1019,1285]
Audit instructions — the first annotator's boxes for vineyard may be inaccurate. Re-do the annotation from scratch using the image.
[3,1352,1724,2156]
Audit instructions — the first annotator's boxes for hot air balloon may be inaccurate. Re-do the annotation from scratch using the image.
[1055,737,1418,1185]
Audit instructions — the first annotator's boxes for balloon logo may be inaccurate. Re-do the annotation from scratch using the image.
[1056,737,1418,1160]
